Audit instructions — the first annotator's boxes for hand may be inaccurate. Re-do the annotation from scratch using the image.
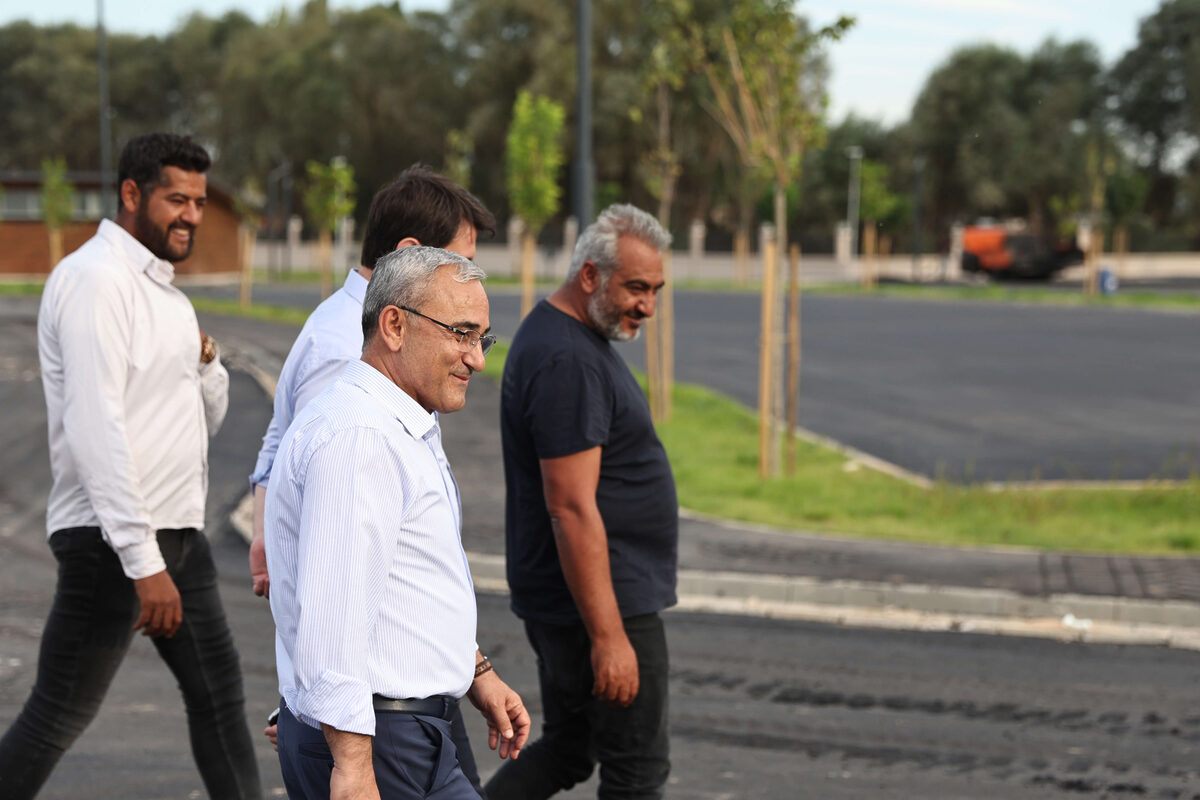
[263,723,278,752]
[250,484,270,597]
[249,531,270,597]
[132,570,182,638]
[329,764,381,800]
[466,670,531,760]
[591,632,639,707]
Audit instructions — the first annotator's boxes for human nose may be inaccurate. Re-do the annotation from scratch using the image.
[181,201,203,226]
[639,291,658,318]
[463,340,486,372]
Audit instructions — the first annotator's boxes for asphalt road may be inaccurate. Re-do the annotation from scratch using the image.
[3,298,1200,798]
[189,282,1200,483]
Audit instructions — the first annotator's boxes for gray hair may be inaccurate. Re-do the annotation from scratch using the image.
[567,203,672,281]
[362,245,487,344]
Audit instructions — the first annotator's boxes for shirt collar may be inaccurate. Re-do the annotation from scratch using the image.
[342,268,369,303]
[96,218,177,285]
[341,359,436,440]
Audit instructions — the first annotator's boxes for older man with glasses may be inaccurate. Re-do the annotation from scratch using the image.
[265,246,527,800]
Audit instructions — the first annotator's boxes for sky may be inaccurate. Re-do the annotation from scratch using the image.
[0,0,1164,124]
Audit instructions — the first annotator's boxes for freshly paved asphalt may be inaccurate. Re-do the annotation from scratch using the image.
[188,281,1200,483]
[4,289,1200,642]
[191,301,1200,646]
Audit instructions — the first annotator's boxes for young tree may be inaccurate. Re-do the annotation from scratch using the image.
[695,1,852,477]
[505,89,564,318]
[40,156,74,269]
[857,159,904,288]
[302,156,356,299]
[443,128,475,190]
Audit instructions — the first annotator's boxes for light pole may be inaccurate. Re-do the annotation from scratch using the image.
[846,145,863,264]
[572,0,594,227]
[97,0,114,218]
[912,154,926,280]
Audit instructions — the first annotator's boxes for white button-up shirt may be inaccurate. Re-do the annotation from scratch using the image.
[249,268,367,488]
[265,359,477,737]
[37,219,229,579]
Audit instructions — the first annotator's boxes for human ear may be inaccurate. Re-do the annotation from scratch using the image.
[378,306,406,352]
[580,261,601,293]
[120,179,141,214]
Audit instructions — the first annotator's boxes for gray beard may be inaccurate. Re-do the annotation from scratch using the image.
[587,290,639,342]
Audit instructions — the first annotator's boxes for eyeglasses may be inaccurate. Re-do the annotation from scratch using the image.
[399,305,496,355]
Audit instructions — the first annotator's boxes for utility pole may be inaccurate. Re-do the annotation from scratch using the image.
[912,154,925,281]
[97,0,114,218]
[572,0,595,227]
[846,146,863,266]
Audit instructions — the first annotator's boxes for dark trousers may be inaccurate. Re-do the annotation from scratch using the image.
[277,697,487,799]
[0,527,261,799]
[485,613,670,800]
[278,700,480,799]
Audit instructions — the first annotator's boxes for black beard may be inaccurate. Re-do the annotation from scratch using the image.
[133,204,195,263]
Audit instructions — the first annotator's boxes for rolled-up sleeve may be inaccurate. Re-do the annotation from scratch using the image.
[200,355,229,436]
[289,428,403,735]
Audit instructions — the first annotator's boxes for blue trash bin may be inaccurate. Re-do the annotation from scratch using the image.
[1099,267,1118,295]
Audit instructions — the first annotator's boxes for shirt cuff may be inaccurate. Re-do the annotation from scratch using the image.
[294,669,376,737]
[115,538,168,581]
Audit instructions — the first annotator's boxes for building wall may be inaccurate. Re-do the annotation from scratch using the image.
[0,202,241,276]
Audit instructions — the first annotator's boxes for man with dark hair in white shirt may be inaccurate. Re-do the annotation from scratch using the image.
[265,245,529,800]
[246,165,496,794]
[0,133,261,800]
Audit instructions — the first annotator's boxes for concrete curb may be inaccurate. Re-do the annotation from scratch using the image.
[231,494,1200,650]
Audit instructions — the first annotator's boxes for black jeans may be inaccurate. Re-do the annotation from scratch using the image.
[0,527,261,799]
[484,613,670,800]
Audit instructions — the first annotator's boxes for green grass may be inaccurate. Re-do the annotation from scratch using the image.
[807,281,1200,312]
[190,297,312,326]
[477,337,1200,555]
[0,282,46,297]
[654,381,1200,555]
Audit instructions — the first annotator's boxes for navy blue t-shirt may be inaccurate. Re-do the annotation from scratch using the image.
[500,300,678,625]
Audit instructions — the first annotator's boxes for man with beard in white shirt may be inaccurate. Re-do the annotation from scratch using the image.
[0,133,261,800]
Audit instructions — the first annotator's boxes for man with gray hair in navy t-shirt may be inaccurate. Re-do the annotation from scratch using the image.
[489,204,677,800]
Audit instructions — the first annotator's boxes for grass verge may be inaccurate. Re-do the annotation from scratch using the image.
[197,303,1200,555]
[485,341,1199,554]
[654,381,1200,554]
[806,281,1200,312]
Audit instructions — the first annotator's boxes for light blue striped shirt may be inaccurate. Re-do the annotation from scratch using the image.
[250,268,368,488]
[265,359,478,736]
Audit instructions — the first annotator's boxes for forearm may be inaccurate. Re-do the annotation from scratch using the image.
[199,355,229,434]
[550,506,625,642]
[322,724,378,799]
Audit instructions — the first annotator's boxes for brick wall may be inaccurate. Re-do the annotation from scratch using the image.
[0,202,240,276]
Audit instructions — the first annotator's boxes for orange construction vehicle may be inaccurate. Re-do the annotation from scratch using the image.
[961,222,1083,280]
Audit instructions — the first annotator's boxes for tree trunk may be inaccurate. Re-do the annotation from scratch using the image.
[861,221,877,290]
[239,225,256,309]
[786,243,801,476]
[318,230,333,300]
[48,228,64,269]
[520,231,536,319]
[757,224,779,479]
[734,229,749,285]
[647,78,678,422]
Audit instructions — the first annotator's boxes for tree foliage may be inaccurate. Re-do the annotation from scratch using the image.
[40,156,75,231]
[303,156,356,234]
[505,89,565,235]
[1,0,1197,250]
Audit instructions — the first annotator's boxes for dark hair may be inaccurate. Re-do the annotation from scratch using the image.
[116,133,211,201]
[359,164,496,268]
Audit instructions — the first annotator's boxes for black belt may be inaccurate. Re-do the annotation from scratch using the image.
[371,694,459,720]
